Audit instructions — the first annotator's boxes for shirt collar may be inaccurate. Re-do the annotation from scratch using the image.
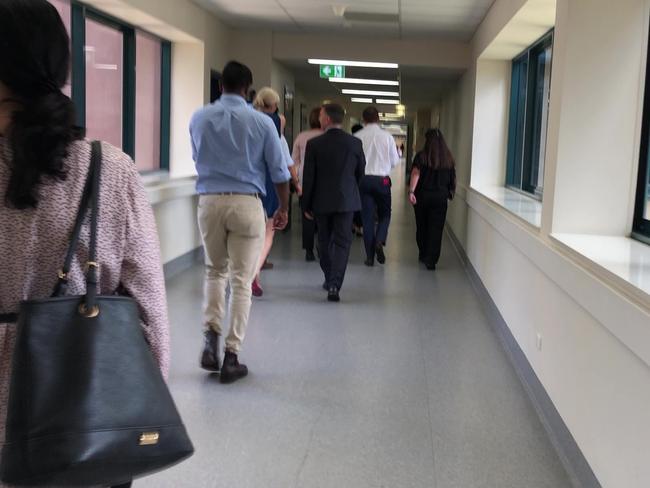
[219,93,248,106]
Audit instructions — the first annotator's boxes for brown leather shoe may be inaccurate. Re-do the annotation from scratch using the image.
[200,329,220,372]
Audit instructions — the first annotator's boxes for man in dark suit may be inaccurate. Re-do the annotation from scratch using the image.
[302,104,366,302]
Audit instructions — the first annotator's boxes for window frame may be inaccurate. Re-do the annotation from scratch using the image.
[67,1,171,172]
[505,29,554,199]
[633,25,650,244]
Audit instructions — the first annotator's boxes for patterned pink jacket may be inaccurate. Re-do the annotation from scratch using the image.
[0,139,170,486]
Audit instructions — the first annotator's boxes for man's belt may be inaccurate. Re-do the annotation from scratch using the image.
[206,192,261,198]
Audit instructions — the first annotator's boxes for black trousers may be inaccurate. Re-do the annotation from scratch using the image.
[359,175,392,260]
[299,196,317,252]
[316,212,354,290]
[414,192,448,267]
[112,483,132,488]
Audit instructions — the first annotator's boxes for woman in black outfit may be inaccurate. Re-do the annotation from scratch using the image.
[408,129,456,270]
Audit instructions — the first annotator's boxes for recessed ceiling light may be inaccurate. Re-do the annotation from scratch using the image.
[376,99,400,105]
[329,77,399,86]
[342,89,399,96]
[351,98,373,103]
[308,59,398,69]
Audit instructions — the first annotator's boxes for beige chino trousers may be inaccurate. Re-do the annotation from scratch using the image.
[197,194,266,353]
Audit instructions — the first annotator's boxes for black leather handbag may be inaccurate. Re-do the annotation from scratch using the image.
[0,141,194,486]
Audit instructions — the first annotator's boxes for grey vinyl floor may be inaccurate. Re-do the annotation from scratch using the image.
[139,170,572,488]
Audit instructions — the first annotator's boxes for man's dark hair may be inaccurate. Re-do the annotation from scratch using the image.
[351,123,363,134]
[222,61,253,93]
[362,106,380,124]
[309,107,321,129]
[322,103,345,125]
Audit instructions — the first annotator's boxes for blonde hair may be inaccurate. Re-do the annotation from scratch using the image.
[253,87,280,112]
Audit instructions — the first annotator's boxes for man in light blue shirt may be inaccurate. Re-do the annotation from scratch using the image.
[190,61,290,384]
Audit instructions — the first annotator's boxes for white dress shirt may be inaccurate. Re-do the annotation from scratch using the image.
[354,123,400,177]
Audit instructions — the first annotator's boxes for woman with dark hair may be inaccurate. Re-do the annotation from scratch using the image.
[408,128,456,270]
[0,2,169,487]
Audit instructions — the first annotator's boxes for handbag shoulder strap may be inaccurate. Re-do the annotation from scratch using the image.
[84,141,102,311]
[52,141,102,297]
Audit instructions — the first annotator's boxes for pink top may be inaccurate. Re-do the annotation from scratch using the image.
[292,129,323,185]
[0,139,170,480]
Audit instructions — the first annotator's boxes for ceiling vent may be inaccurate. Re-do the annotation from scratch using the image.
[343,11,399,23]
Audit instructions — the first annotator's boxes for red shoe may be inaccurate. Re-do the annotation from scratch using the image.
[252,279,263,297]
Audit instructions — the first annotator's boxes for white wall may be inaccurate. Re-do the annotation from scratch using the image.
[550,0,647,236]
[439,0,650,486]
[470,60,511,189]
[229,30,274,90]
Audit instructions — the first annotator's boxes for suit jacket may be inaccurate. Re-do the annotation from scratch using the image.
[302,128,366,214]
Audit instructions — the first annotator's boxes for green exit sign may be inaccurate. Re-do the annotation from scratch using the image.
[320,65,345,78]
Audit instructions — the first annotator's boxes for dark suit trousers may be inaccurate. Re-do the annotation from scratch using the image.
[360,175,392,260]
[316,212,354,290]
[414,191,448,267]
[299,196,317,252]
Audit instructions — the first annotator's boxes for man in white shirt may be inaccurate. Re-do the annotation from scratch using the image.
[354,106,400,266]
[292,108,324,261]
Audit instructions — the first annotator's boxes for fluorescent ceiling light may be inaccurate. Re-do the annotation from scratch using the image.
[342,89,399,96]
[376,99,400,105]
[308,59,398,69]
[380,113,403,118]
[351,97,373,103]
[329,77,399,86]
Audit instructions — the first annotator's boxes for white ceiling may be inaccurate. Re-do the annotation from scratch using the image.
[285,61,462,112]
[193,0,496,41]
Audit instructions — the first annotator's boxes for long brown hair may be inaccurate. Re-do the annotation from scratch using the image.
[422,128,454,170]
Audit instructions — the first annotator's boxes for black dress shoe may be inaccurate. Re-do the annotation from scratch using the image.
[425,263,436,270]
[200,329,220,372]
[364,258,374,267]
[327,286,340,302]
[306,250,316,262]
[376,244,386,264]
[220,351,248,384]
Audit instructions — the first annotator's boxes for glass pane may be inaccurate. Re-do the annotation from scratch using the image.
[85,18,123,149]
[47,0,72,97]
[506,55,528,189]
[645,156,650,219]
[134,32,161,172]
[529,43,552,196]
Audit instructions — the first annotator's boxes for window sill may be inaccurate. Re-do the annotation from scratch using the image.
[470,185,542,228]
[145,176,197,205]
[551,233,650,303]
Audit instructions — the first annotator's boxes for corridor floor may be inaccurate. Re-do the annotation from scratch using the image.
[140,172,572,488]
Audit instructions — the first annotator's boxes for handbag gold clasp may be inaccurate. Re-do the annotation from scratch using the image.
[139,432,160,446]
[78,303,100,318]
